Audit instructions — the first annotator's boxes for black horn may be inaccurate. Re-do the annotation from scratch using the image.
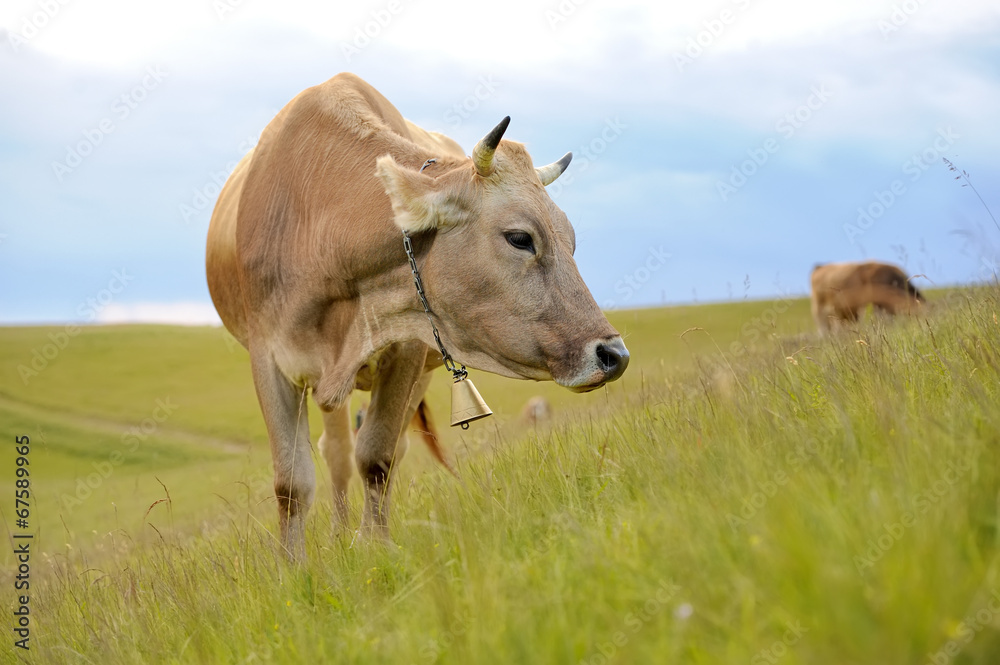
[473,116,510,176]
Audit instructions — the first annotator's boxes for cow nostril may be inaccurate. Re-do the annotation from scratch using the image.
[596,343,621,373]
[594,339,630,382]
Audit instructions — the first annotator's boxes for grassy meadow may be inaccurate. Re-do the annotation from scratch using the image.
[2,286,999,664]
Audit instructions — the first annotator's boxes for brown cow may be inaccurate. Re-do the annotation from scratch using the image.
[205,73,629,559]
[810,261,924,333]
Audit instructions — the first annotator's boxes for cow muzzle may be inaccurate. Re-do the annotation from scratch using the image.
[559,336,630,392]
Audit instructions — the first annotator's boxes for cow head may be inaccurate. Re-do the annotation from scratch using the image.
[375,117,629,392]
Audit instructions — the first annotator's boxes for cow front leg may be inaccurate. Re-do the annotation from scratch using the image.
[811,299,828,336]
[355,341,427,542]
[249,346,316,561]
[317,402,354,530]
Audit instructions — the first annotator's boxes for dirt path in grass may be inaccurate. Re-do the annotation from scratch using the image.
[0,393,251,455]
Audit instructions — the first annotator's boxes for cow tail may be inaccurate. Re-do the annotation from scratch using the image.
[414,400,457,477]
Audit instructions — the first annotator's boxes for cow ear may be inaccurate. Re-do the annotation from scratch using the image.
[375,155,468,233]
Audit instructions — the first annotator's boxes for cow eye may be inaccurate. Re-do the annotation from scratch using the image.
[504,231,535,254]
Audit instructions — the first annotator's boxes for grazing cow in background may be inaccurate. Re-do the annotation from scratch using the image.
[521,396,553,426]
[810,261,924,333]
[205,73,629,559]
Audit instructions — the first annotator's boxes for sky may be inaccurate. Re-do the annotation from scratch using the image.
[2,0,999,325]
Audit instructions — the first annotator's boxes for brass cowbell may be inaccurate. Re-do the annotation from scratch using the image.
[450,374,493,428]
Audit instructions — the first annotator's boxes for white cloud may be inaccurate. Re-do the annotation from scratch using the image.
[5,0,997,72]
[95,302,223,326]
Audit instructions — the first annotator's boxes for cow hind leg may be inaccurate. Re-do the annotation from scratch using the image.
[873,286,915,317]
[394,370,436,469]
[872,302,894,318]
[317,402,354,530]
[249,347,316,561]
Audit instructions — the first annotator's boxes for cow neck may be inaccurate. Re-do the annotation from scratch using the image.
[401,159,469,381]
[402,227,466,383]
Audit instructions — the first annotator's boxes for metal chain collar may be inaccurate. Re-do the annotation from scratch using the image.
[402,158,468,382]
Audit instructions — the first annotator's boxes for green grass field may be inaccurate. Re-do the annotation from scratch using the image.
[2,287,999,664]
